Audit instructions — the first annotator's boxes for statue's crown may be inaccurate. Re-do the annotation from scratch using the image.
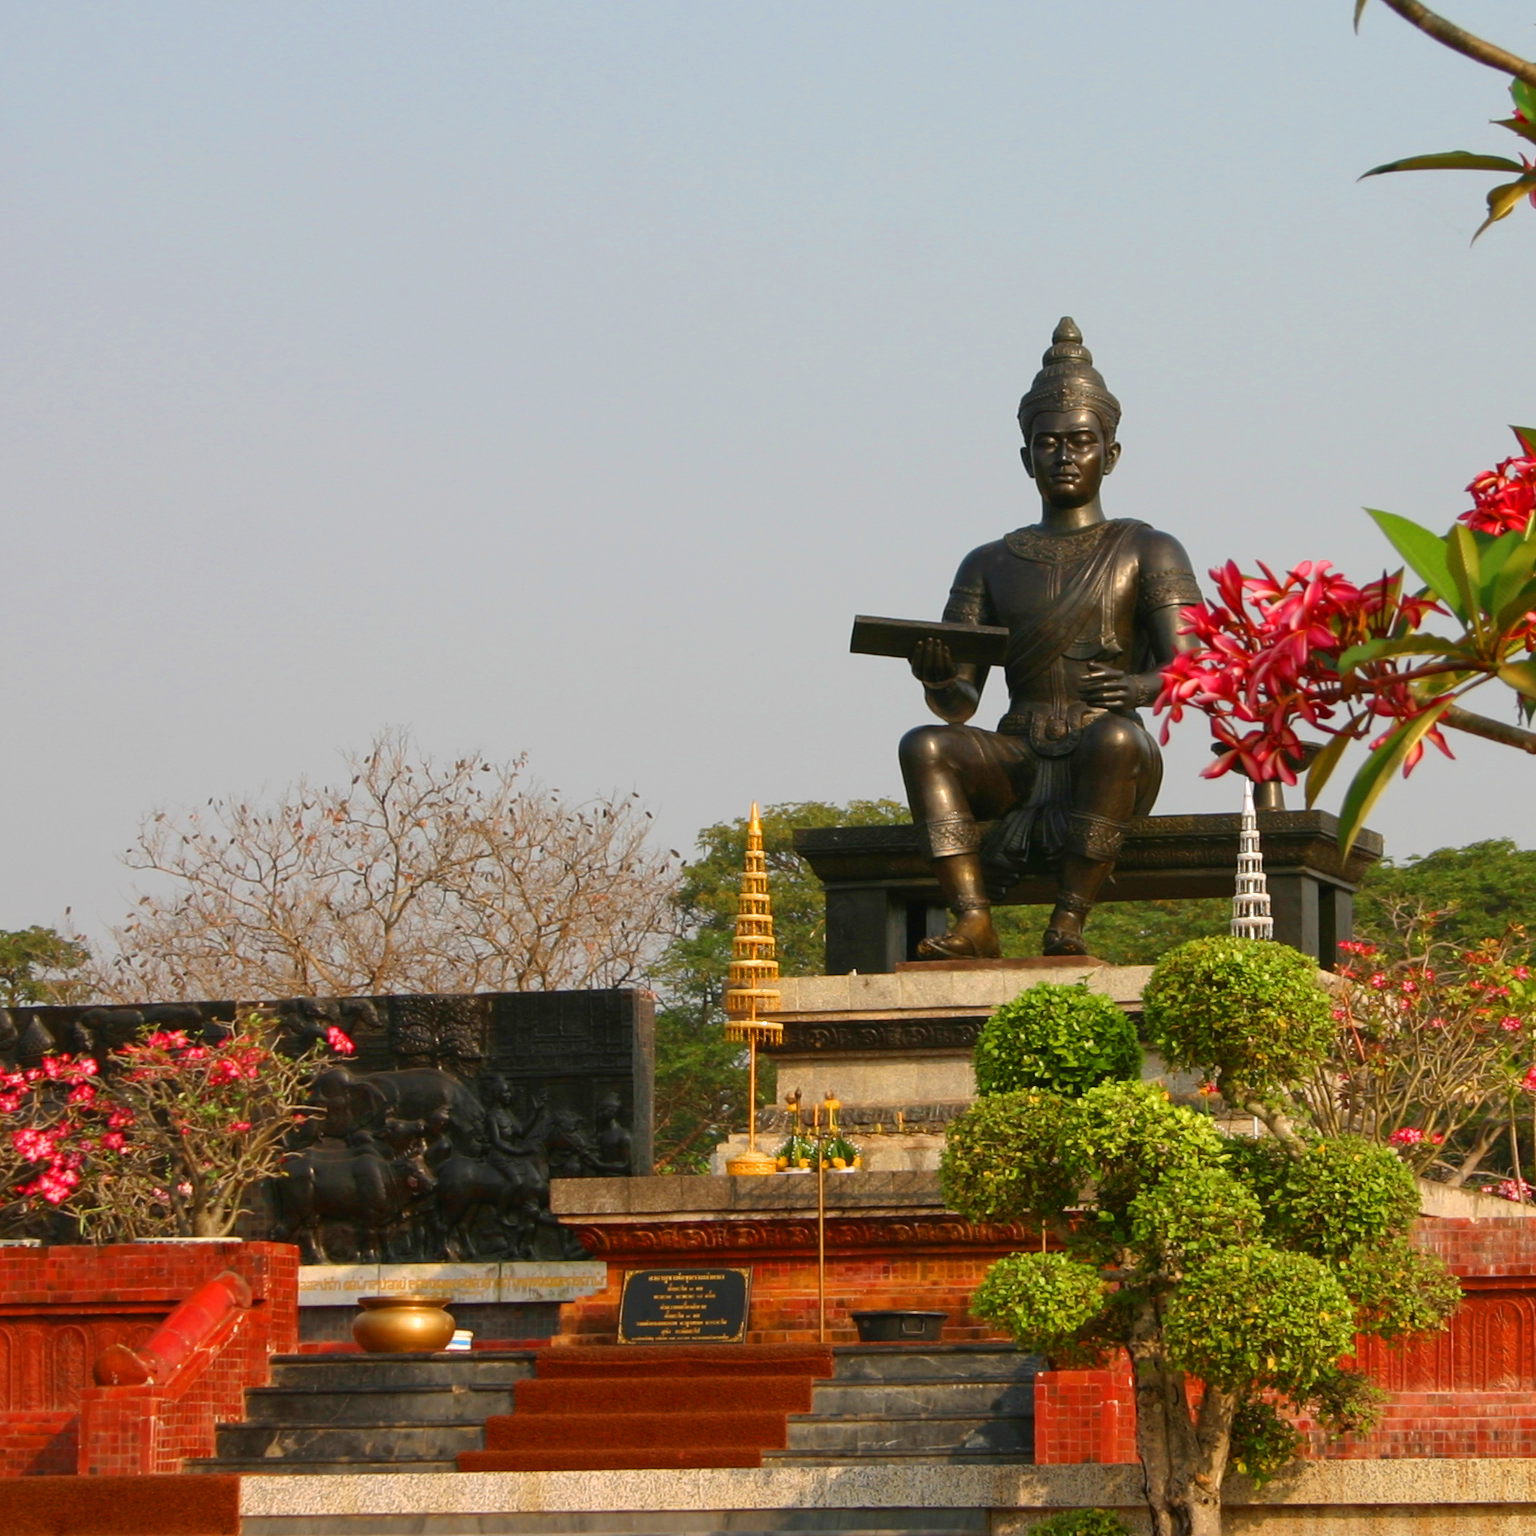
[1017,316,1121,438]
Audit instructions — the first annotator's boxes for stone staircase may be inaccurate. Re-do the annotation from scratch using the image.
[767,1343,1037,1466]
[194,1342,1036,1478]
[187,1350,537,1475]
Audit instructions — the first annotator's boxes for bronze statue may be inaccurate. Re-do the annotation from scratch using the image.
[899,319,1201,958]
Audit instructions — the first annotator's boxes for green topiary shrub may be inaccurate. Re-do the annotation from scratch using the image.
[1028,1511,1131,1536]
[1227,1133,1422,1261]
[1228,1396,1304,1487]
[1338,1235,1463,1338]
[974,981,1140,1097]
[1141,936,1334,1097]
[971,1250,1108,1355]
[940,1090,1080,1223]
[1163,1245,1356,1395]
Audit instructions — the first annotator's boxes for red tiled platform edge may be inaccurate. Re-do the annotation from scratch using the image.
[0,1242,297,1477]
[557,1207,1026,1345]
[459,1343,834,1472]
[1036,1216,1536,1464]
[7,1473,239,1535]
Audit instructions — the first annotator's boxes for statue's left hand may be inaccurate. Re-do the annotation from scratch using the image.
[1081,663,1144,708]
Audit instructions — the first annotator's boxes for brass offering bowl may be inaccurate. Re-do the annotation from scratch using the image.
[351,1293,456,1353]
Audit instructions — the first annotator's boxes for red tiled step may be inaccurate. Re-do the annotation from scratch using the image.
[511,1374,813,1415]
[483,1409,791,1451]
[535,1344,833,1378]
[459,1446,764,1472]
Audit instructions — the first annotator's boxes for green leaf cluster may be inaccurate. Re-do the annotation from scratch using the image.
[995,897,1232,965]
[1163,1247,1356,1395]
[1142,937,1334,1098]
[938,1089,1080,1222]
[1361,78,1536,240]
[971,1251,1108,1357]
[1227,1396,1303,1487]
[1339,1237,1465,1339]
[974,983,1139,1098]
[1025,1510,1130,1536]
[1355,837,1536,955]
[1224,1134,1419,1261]
[946,930,1461,1487]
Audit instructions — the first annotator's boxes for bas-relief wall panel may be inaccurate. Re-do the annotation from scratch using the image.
[0,1319,155,1412]
[1357,1292,1536,1393]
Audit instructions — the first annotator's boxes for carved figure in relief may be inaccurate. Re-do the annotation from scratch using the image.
[592,1092,634,1175]
[899,318,1202,957]
[310,1064,484,1150]
[272,1138,436,1263]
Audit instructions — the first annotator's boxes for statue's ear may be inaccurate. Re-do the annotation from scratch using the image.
[1104,439,1122,475]
[1019,443,1033,476]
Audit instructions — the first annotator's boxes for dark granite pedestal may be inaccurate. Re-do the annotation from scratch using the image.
[794,811,1382,973]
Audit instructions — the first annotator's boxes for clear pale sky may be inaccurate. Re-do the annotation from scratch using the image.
[4,2,1533,943]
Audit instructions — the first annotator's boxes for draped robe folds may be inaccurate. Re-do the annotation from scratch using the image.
[943,519,1152,887]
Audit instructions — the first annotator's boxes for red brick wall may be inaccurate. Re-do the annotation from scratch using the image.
[1034,1217,1536,1464]
[0,1241,298,1476]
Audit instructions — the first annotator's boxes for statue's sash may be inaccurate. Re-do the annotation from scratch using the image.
[1001,519,1146,682]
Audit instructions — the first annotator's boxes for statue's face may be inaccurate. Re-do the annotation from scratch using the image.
[1021,406,1120,508]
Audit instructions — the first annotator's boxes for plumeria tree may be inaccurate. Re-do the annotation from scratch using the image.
[1303,934,1536,1194]
[0,1015,353,1240]
[1158,430,1536,852]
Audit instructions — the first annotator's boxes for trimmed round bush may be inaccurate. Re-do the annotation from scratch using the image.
[1068,1078,1227,1210]
[971,1250,1108,1355]
[1142,937,1334,1096]
[1128,1162,1265,1272]
[940,1090,1080,1223]
[1227,1133,1420,1260]
[1163,1245,1355,1395]
[1338,1236,1463,1339]
[974,982,1140,1098]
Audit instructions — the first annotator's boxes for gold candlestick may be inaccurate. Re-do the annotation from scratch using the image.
[725,803,783,1176]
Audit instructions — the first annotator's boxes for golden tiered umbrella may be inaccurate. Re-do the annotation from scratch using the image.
[723,803,783,1176]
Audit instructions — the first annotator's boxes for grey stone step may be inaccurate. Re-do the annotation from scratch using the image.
[784,1412,1030,1455]
[829,1346,1040,1384]
[267,1352,535,1390]
[239,1384,513,1424]
[808,1380,1033,1416]
[214,1421,482,1462]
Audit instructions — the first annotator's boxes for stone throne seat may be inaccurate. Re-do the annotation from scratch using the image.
[794,810,1382,974]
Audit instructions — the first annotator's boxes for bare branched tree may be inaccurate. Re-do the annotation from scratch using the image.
[89,730,679,1002]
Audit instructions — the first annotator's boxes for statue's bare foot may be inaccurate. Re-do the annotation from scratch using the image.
[916,908,1001,961]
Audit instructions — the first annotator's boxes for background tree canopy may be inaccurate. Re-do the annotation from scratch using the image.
[0,927,90,1005]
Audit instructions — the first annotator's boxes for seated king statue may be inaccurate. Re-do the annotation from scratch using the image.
[899,318,1202,960]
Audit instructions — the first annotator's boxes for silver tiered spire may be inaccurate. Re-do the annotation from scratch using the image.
[1230,780,1274,940]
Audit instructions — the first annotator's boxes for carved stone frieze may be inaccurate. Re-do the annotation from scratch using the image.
[767,1018,982,1055]
[571,1215,1036,1257]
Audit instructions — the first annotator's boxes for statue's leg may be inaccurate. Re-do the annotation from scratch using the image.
[899,724,1019,960]
[1045,715,1162,956]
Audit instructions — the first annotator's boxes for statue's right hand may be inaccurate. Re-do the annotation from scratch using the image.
[910,637,959,689]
